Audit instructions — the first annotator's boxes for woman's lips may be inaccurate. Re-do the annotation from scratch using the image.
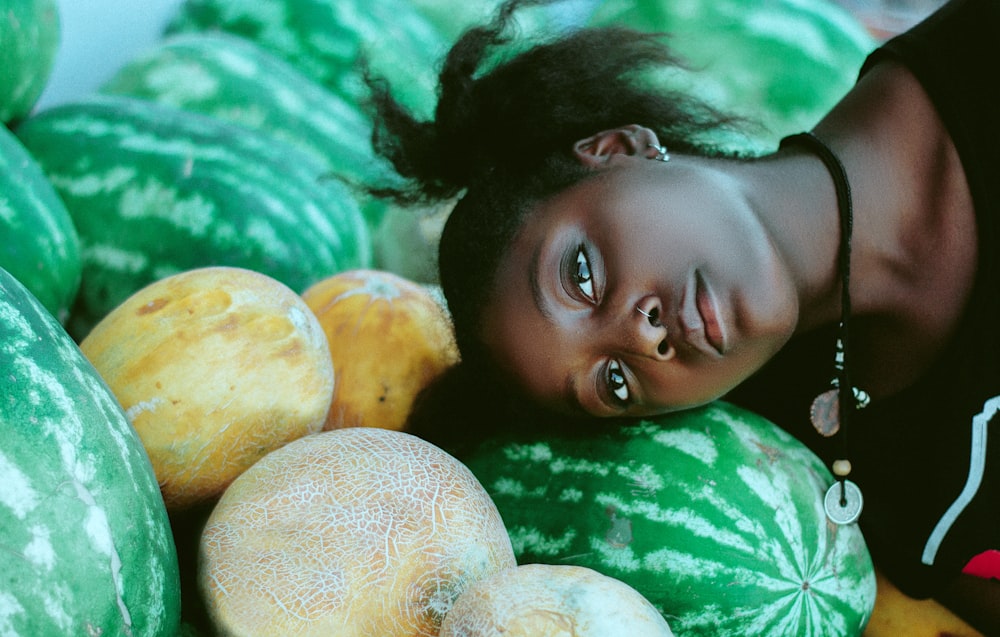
[680,270,727,357]
[697,271,727,355]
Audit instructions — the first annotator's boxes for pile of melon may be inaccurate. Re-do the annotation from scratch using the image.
[2,0,979,636]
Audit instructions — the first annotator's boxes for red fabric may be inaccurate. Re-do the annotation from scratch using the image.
[961,550,1000,579]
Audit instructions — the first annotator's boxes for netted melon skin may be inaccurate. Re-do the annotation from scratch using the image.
[199,427,517,637]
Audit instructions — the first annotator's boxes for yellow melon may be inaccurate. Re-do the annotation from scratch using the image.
[198,427,516,636]
[862,570,985,637]
[439,564,675,637]
[301,269,458,431]
[80,266,334,510]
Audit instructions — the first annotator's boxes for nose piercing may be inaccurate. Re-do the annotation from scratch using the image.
[636,305,664,327]
[647,143,670,162]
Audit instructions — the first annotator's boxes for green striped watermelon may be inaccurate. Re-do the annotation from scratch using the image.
[0,265,181,636]
[0,123,81,324]
[459,401,876,636]
[100,31,399,222]
[407,0,505,40]
[164,0,447,119]
[14,94,371,340]
[587,0,877,153]
[0,0,60,124]
[406,0,589,44]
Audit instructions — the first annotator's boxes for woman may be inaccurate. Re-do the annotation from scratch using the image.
[366,0,998,630]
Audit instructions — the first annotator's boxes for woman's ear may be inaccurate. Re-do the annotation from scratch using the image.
[572,124,661,167]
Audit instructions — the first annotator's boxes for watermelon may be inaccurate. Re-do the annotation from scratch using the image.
[100,31,399,223]
[407,0,592,43]
[407,0,507,40]
[0,123,81,324]
[0,265,181,636]
[586,0,877,153]
[14,94,371,340]
[459,401,877,636]
[164,0,447,120]
[0,0,60,124]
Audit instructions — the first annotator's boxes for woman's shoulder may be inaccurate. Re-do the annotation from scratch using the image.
[860,0,999,136]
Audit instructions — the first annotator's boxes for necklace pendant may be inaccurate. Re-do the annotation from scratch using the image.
[824,480,864,525]
[810,389,841,437]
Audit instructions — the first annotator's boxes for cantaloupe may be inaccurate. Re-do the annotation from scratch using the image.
[199,427,516,636]
[301,269,458,431]
[80,266,334,510]
[439,563,675,636]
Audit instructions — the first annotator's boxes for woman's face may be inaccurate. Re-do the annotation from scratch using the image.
[480,157,799,418]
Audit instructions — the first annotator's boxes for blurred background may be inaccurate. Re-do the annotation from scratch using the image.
[37,0,184,109]
[37,0,948,112]
[836,0,948,37]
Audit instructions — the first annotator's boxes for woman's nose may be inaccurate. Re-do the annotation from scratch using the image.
[633,297,673,360]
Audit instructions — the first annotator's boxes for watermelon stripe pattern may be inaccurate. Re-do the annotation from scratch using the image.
[14,95,372,339]
[460,402,876,636]
[0,124,81,324]
[0,0,60,124]
[0,266,181,636]
[100,31,396,195]
[165,0,448,118]
[586,0,877,153]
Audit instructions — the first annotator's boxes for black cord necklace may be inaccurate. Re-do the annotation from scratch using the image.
[780,131,868,526]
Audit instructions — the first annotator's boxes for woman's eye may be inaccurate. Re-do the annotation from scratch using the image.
[607,360,630,403]
[573,247,595,301]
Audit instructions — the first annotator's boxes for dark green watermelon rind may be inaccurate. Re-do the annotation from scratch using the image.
[462,402,876,636]
[0,123,81,324]
[164,0,447,121]
[0,0,60,124]
[14,95,372,340]
[0,266,181,636]
[99,30,402,226]
[586,0,878,155]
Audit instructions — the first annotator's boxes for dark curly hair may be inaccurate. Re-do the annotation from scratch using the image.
[365,0,742,451]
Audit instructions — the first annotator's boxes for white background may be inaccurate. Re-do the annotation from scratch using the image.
[36,0,184,110]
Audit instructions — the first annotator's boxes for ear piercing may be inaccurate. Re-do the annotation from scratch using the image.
[647,143,670,162]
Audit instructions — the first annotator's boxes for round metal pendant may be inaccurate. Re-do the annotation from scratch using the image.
[810,388,841,437]
[824,480,863,525]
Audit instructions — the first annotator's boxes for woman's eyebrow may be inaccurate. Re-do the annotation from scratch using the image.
[528,242,555,321]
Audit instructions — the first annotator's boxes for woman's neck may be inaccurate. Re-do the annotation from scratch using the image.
[746,59,977,397]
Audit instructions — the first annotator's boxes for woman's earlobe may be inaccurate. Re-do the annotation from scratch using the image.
[572,125,660,167]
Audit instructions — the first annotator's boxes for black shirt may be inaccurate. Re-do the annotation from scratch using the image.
[728,0,1000,600]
